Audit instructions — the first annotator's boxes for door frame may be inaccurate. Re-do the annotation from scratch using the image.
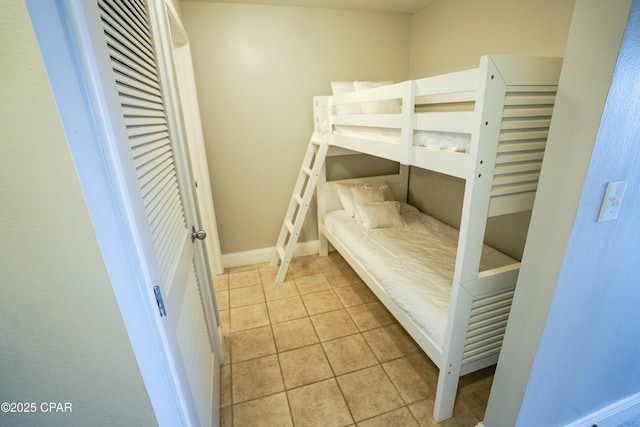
[25,0,216,425]
[148,0,225,366]
[164,0,224,278]
[157,1,226,369]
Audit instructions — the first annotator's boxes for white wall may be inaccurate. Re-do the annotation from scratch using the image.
[182,2,411,255]
[484,1,634,425]
[0,2,156,426]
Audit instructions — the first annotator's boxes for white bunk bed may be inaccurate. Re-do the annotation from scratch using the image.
[314,55,563,421]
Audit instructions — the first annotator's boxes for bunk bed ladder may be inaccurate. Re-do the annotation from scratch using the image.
[271,137,329,283]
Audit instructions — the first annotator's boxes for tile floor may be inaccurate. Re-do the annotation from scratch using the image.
[214,253,495,426]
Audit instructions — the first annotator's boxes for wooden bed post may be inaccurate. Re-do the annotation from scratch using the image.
[317,143,329,257]
[399,164,410,202]
[436,56,507,421]
[315,96,331,257]
[400,80,417,165]
[434,283,475,421]
[454,57,507,284]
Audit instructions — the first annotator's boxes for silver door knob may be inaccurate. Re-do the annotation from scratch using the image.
[191,227,207,242]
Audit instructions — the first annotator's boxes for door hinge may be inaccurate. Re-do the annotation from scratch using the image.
[153,286,167,317]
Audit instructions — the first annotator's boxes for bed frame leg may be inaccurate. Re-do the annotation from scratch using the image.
[319,234,329,256]
[433,363,460,421]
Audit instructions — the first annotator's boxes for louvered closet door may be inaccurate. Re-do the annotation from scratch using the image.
[98,1,214,425]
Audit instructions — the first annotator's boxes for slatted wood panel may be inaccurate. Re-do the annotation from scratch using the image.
[192,258,214,352]
[462,288,515,366]
[488,89,557,216]
[98,0,187,286]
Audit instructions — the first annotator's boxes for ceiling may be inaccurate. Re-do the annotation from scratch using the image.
[185,0,436,14]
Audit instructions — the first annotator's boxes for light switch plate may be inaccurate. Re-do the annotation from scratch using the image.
[597,180,628,222]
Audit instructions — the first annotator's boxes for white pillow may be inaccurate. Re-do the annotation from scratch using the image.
[331,81,362,115]
[331,81,355,95]
[354,81,402,114]
[351,185,385,206]
[356,201,406,229]
[336,183,357,217]
[365,181,393,201]
[335,181,394,218]
[355,81,393,89]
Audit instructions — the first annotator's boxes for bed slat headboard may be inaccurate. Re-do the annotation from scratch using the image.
[488,87,558,216]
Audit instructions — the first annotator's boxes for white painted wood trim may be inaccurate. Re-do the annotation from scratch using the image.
[453,56,507,285]
[150,13,225,425]
[158,0,226,376]
[222,241,320,269]
[164,1,225,277]
[563,392,640,427]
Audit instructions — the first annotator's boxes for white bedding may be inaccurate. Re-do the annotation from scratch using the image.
[324,204,515,348]
[330,125,471,153]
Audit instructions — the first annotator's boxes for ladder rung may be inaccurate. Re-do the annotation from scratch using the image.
[302,167,312,176]
[276,246,285,260]
[285,220,294,234]
[293,195,303,205]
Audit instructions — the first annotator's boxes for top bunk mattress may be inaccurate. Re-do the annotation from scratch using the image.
[321,122,471,153]
[323,203,515,348]
[333,126,471,153]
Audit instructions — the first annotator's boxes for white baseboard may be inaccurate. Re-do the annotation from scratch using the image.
[564,392,640,427]
[478,394,640,427]
[221,240,320,269]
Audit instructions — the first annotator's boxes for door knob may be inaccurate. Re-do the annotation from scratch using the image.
[191,226,207,242]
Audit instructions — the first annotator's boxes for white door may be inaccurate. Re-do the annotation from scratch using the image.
[162,1,227,374]
[97,1,220,425]
[26,0,221,424]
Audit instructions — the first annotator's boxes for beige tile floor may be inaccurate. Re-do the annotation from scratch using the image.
[215,253,495,426]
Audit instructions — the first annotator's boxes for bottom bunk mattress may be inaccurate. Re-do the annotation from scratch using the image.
[323,203,516,349]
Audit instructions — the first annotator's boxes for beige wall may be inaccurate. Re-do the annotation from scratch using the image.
[182,2,411,254]
[409,0,575,78]
[0,2,155,425]
[408,0,575,258]
[168,0,183,15]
